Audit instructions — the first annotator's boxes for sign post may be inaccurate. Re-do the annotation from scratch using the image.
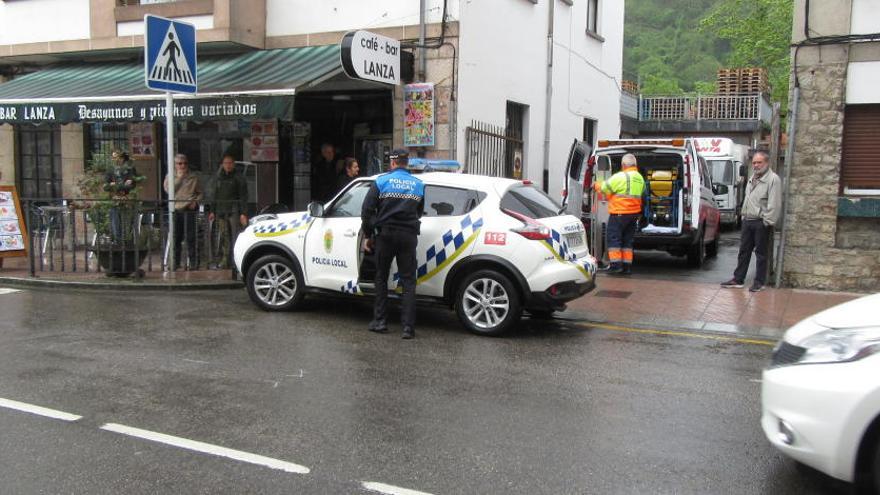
[145,14,197,272]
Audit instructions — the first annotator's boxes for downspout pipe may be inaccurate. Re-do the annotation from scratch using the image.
[419,0,427,81]
[775,85,799,288]
[541,0,555,192]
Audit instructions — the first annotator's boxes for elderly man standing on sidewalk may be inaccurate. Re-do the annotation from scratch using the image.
[721,150,782,292]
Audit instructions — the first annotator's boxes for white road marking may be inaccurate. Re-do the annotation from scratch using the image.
[362,481,435,495]
[0,288,22,295]
[182,359,209,364]
[99,423,310,474]
[0,397,82,422]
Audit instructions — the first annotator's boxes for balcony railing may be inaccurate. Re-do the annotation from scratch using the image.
[630,93,771,123]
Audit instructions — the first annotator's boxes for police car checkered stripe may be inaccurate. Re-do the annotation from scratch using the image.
[541,228,591,278]
[254,213,312,237]
[341,279,362,295]
[390,214,484,286]
[378,192,423,201]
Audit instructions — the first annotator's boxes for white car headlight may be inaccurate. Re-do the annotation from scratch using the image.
[796,327,880,364]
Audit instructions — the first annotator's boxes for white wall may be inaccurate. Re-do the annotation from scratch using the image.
[265,0,460,36]
[117,15,214,37]
[457,0,623,198]
[847,61,880,103]
[850,0,880,35]
[0,0,91,45]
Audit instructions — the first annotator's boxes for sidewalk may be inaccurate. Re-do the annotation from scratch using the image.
[563,274,864,340]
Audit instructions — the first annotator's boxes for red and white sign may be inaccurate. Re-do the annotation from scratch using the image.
[484,232,507,245]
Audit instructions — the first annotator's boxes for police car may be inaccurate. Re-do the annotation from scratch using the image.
[233,172,597,336]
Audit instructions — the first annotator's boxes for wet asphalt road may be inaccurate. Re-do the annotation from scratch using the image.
[0,287,849,494]
[632,226,746,284]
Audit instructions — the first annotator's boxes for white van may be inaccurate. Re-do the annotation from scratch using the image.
[562,138,722,268]
[694,138,750,227]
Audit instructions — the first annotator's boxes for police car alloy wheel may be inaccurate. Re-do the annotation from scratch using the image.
[455,269,522,336]
[246,254,304,311]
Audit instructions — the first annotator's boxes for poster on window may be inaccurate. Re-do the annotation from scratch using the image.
[403,83,435,147]
[129,122,155,158]
[0,186,27,257]
[249,120,279,162]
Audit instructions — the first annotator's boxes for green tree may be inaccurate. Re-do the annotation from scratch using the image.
[700,0,793,106]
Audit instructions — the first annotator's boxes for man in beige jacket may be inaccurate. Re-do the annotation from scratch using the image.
[721,151,782,292]
[164,153,203,270]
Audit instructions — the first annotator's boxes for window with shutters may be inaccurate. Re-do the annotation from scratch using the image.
[841,104,880,194]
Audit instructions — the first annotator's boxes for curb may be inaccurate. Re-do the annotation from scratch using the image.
[0,276,243,292]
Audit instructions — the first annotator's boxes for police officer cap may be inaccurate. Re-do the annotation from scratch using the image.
[389,148,409,161]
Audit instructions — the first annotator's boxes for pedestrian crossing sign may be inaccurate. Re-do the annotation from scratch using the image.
[144,15,197,94]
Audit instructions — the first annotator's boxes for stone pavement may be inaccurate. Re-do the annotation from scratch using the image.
[0,255,867,338]
[563,273,865,340]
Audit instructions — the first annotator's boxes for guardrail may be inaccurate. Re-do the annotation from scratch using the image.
[637,93,771,122]
[19,198,245,277]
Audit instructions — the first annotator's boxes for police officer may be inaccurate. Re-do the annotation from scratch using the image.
[361,149,425,339]
[594,153,645,275]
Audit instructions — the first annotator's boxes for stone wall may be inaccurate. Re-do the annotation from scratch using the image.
[782,43,880,292]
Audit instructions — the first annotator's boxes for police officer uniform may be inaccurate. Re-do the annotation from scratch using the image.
[361,149,425,339]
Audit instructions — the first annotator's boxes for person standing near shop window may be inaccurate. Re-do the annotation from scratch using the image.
[104,150,142,242]
[207,154,248,270]
[164,153,203,270]
[312,142,342,202]
[336,157,360,192]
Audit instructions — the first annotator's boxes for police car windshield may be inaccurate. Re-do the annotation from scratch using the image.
[500,185,562,219]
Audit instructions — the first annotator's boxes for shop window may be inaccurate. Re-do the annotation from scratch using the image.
[87,123,129,167]
[506,101,528,180]
[16,125,62,200]
[841,104,880,194]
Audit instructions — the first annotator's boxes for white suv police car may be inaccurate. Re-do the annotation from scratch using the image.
[234,173,597,336]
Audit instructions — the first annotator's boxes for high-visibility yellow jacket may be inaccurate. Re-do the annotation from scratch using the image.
[594,166,645,214]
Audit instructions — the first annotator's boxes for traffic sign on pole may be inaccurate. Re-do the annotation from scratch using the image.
[145,15,197,94]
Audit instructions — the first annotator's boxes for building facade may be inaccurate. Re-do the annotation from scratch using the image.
[781,0,880,291]
[0,0,622,209]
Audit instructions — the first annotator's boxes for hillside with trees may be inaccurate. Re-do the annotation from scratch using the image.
[625,0,793,105]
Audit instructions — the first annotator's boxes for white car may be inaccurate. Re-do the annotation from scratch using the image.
[234,173,597,336]
[761,293,880,491]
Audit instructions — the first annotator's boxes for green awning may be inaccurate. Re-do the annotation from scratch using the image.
[0,44,341,124]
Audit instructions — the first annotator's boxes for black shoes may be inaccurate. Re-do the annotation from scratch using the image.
[721,279,744,288]
[402,327,415,339]
[749,283,765,292]
[368,320,388,334]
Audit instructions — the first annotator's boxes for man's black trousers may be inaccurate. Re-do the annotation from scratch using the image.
[734,218,769,285]
[173,210,198,269]
[373,228,418,329]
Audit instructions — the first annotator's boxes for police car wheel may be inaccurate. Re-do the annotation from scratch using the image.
[455,269,521,336]
[246,254,304,311]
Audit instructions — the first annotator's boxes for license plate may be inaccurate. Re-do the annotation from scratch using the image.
[564,232,584,247]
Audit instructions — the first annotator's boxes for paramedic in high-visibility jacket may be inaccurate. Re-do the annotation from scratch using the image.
[593,153,646,275]
[361,148,425,339]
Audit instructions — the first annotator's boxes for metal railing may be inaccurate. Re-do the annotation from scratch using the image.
[464,120,523,178]
[638,93,771,122]
[20,198,244,277]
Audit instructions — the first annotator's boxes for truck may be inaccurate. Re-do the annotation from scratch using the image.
[693,137,750,227]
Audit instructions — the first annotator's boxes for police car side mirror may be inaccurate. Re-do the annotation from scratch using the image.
[308,202,324,218]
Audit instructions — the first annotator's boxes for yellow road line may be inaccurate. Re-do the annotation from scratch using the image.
[570,321,776,346]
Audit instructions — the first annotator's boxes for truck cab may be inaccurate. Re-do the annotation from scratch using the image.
[694,138,750,227]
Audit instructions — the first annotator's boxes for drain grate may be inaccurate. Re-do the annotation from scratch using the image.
[594,290,632,299]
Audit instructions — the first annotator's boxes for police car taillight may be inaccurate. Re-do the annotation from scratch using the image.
[503,208,552,240]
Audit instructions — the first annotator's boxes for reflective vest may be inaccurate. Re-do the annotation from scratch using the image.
[596,166,645,214]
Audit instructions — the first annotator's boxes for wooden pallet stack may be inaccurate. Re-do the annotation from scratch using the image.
[621,80,639,95]
[716,67,769,95]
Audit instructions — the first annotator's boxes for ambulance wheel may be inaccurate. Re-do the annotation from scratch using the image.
[455,269,522,336]
[687,229,706,268]
[246,254,304,311]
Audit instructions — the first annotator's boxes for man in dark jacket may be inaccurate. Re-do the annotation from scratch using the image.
[207,154,248,269]
[361,148,424,339]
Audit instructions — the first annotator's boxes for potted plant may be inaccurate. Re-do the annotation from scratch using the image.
[74,145,155,277]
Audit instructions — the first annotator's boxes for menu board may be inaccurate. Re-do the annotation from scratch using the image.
[403,83,435,147]
[129,122,156,159]
[249,120,279,162]
[0,186,28,258]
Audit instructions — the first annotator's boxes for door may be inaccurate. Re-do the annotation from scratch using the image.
[303,180,371,292]
[561,139,591,217]
[590,153,613,265]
